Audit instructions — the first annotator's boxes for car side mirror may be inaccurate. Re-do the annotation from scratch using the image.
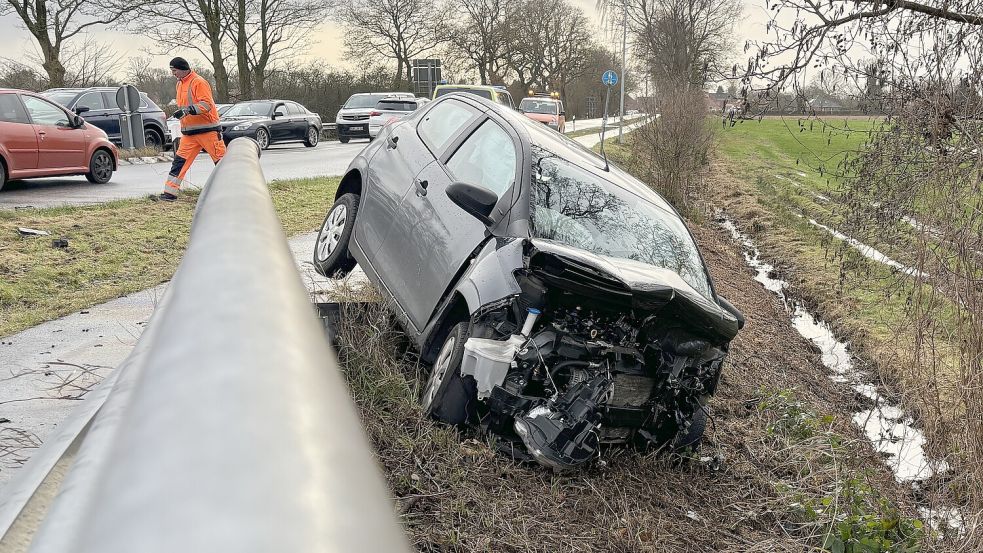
[717,296,745,329]
[74,106,90,115]
[446,182,497,226]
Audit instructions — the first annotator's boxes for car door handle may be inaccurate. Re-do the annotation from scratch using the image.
[387,135,398,149]
[37,131,46,140]
[415,179,428,197]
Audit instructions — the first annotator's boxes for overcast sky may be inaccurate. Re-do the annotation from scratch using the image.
[0,0,771,80]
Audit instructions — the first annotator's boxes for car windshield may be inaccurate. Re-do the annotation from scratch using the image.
[41,91,78,108]
[435,87,492,100]
[344,94,388,109]
[224,102,272,117]
[529,150,713,298]
[520,99,558,114]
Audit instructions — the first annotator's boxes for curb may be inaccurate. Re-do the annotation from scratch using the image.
[118,153,175,166]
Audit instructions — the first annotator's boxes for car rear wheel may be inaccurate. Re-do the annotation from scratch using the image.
[313,193,359,278]
[85,149,114,184]
[144,128,163,150]
[421,322,474,425]
[339,136,350,144]
[255,128,270,150]
[304,126,319,147]
[0,161,6,191]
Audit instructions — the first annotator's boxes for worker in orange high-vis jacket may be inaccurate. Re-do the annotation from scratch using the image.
[159,57,226,202]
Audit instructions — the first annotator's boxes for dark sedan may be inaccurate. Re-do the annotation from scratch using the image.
[220,100,321,149]
[312,93,745,469]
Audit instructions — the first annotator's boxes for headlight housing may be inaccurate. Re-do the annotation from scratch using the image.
[232,123,253,131]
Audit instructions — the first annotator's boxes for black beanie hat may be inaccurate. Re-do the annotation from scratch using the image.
[169,57,190,71]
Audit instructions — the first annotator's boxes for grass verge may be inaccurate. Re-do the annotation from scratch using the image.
[0,176,339,337]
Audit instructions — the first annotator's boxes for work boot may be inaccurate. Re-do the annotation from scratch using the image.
[159,192,178,202]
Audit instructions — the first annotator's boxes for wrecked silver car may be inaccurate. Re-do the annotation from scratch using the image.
[314,94,744,469]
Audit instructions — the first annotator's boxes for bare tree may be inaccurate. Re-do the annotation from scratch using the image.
[0,0,134,87]
[598,0,741,92]
[335,0,448,88]
[504,0,594,98]
[225,0,331,98]
[123,0,231,102]
[448,0,512,85]
[58,36,123,87]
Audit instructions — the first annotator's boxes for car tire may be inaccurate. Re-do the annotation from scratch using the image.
[304,126,319,147]
[339,136,350,144]
[313,193,359,278]
[172,137,181,153]
[85,149,114,184]
[673,404,708,451]
[421,322,475,425]
[144,128,163,150]
[0,160,6,191]
[255,127,270,150]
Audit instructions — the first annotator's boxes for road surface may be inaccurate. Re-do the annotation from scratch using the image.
[0,141,366,210]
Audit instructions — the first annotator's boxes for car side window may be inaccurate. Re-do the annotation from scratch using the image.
[446,120,517,198]
[287,102,304,115]
[22,96,71,127]
[497,92,514,109]
[418,100,480,154]
[274,104,288,118]
[77,92,106,111]
[0,94,30,124]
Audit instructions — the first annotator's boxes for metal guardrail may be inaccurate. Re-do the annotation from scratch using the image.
[0,138,411,553]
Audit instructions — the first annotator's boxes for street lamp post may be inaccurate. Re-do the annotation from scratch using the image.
[618,0,627,144]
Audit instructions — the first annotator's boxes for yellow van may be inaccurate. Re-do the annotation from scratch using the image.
[432,85,514,109]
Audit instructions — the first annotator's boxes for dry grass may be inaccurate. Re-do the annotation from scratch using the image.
[324,237,937,551]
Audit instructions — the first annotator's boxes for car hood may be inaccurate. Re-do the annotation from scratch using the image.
[526,239,739,341]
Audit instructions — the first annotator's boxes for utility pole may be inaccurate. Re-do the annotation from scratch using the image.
[618,0,627,144]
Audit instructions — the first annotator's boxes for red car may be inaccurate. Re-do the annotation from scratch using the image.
[0,89,118,190]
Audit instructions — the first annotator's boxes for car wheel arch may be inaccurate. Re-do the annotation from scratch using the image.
[335,168,363,201]
[93,146,117,170]
[420,292,473,365]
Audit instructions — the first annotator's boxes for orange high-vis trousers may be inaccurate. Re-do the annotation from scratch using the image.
[162,131,227,197]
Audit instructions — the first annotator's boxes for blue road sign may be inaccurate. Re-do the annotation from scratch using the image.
[602,70,618,86]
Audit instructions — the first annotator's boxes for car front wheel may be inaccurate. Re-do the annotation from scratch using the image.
[304,126,319,147]
[313,193,359,278]
[0,161,6,191]
[85,149,114,184]
[339,136,350,144]
[421,322,475,425]
[254,127,270,150]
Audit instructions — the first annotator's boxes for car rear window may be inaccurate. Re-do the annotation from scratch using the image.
[376,100,418,111]
[0,94,29,123]
[435,87,492,100]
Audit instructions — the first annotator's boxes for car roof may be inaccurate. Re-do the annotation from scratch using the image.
[459,96,672,214]
[435,84,504,93]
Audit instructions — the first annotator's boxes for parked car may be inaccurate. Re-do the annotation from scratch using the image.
[312,94,744,469]
[168,103,232,151]
[42,87,170,150]
[336,92,414,143]
[220,100,322,149]
[432,84,514,109]
[518,96,565,132]
[368,97,430,138]
[0,89,118,190]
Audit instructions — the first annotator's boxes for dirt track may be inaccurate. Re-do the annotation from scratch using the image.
[334,217,923,552]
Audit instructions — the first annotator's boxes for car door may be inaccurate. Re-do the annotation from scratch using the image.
[269,103,292,142]
[357,99,483,283]
[0,93,39,172]
[381,116,520,331]
[99,91,122,139]
[21,95,87,170]
[75,91,113,138]
[287,102,307,139]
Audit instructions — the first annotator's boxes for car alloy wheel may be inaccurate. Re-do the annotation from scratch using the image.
[87,150,114,184]
[316,203,347,262]
[144,129,161,149]
[255,128,270,149]
[422,333,457,413]
[306,127,319,146]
